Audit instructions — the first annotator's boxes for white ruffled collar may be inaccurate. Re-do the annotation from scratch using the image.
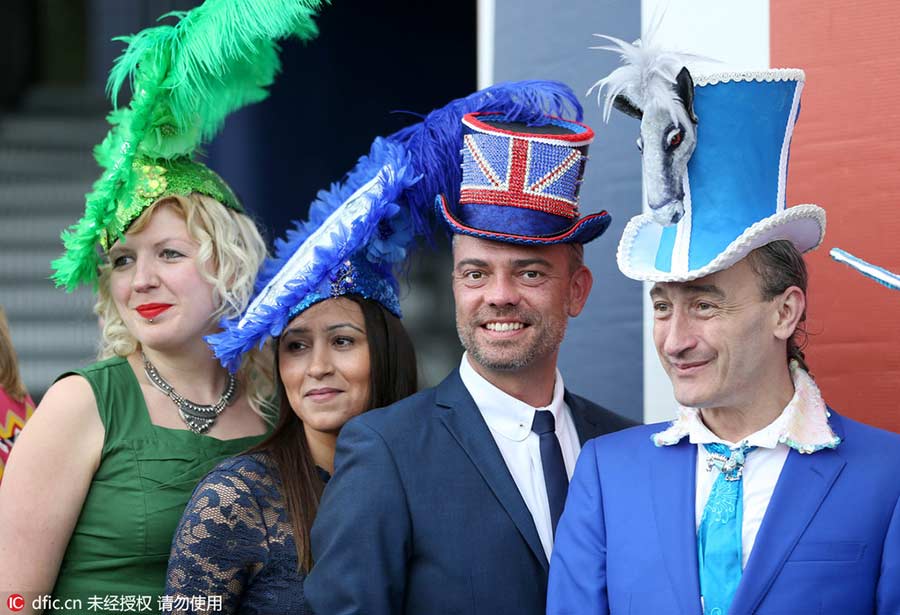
[652,361,841,454]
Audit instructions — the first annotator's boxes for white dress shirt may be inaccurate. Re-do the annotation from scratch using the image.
[652,362,842,569]
[691,424,790,568]
[458,353,581,560]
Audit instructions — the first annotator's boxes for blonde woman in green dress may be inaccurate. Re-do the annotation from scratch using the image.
[0,194,272,608]
[0,0,324,609]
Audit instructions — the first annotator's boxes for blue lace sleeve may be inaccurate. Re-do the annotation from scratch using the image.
[165,461,271,615]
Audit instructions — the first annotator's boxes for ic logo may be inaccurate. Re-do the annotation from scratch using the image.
[7,594,25,612]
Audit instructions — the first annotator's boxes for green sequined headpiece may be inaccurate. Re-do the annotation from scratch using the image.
[97,156,241,251]
[52,0,324,291]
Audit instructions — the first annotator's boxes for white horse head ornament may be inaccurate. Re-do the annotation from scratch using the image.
[590,35,700,226]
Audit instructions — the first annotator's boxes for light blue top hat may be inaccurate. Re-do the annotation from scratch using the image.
[593,36,826,282]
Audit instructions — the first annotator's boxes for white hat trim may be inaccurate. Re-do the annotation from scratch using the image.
[777,80,804,213]
[693,68,806,87]
[671,174,693,276]
[617,204,826,282]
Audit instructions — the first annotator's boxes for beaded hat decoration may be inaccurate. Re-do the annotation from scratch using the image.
[51,0,324,291]
[208,80,587,373]
[436,113,611,245]
[592,34,825,282]
[100,156,241,252]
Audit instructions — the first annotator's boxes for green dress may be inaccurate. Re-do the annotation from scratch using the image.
[50,356,269,611]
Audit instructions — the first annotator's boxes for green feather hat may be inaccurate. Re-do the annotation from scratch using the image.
[52,0,323,291]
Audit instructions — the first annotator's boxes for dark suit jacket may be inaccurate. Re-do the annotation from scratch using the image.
[547,411,900,615]
[305,369,636,615]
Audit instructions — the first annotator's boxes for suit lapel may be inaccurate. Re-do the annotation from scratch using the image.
[566,392,601,445]
[436,371,549,572]
[731,443,846,613]
[650,439,703,615]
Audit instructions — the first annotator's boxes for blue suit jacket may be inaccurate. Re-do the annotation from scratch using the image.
[305,369,636,615]
[547,411,900,615]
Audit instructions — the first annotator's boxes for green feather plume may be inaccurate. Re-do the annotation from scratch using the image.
[52,0,323,291]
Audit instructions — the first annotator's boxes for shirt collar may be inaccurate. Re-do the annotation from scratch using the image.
[652,361,841,454]
[458,352,566,442]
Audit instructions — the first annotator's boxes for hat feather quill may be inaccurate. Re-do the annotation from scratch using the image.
[52,0,323,291]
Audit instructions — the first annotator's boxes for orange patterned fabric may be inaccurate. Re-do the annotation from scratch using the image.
[0,387,34,483]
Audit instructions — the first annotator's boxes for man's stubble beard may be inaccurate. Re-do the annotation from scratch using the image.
[456,305,569,372]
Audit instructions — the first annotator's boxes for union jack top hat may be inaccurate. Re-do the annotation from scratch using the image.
[437,112,611,244]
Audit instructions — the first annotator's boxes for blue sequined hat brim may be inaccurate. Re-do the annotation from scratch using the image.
[436,194,611,245]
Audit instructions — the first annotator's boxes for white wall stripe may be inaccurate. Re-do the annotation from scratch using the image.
[477,0,496,89]
[640,0,770,424]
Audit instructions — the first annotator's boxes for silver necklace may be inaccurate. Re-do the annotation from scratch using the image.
[142,352,237,434]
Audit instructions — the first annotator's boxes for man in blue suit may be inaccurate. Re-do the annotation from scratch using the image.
[547,47,900,615]
[305,111,635,615]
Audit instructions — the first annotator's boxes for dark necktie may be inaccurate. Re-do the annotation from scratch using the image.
[531,410,568,534]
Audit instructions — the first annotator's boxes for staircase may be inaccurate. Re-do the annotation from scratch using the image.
[0,86,108,401]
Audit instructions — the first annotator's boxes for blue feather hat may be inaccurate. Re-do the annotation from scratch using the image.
[207,80,585,372]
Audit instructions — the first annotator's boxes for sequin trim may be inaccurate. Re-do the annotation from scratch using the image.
[99,156,242,250]
[287,256,401,320]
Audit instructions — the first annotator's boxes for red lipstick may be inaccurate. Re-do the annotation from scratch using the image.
[136,303,172,320]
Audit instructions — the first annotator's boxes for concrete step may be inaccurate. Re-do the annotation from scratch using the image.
[0,116,108,150]
[0,248,67,284]
[0,180,93,213]
[0,146,97,181]
[0,283,95,321]
[20,85,109,117]
[0,213,80,250]
[8,321,99,358]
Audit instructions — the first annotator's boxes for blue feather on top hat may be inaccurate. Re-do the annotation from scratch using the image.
[207,80,587,372]
[594,35,826,282]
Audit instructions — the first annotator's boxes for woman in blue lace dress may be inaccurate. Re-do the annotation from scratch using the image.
[164,137,424,614]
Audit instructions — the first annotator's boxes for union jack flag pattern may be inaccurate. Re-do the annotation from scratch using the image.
[438,111,610,245]
[460,116,591,220]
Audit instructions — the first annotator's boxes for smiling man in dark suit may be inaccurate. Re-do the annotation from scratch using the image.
[304,110,635,615]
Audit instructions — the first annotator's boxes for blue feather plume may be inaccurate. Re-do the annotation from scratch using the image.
[258,137,421,290]
[207,138,419,372]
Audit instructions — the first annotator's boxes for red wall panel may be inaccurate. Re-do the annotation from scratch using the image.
[772,1,900,432]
